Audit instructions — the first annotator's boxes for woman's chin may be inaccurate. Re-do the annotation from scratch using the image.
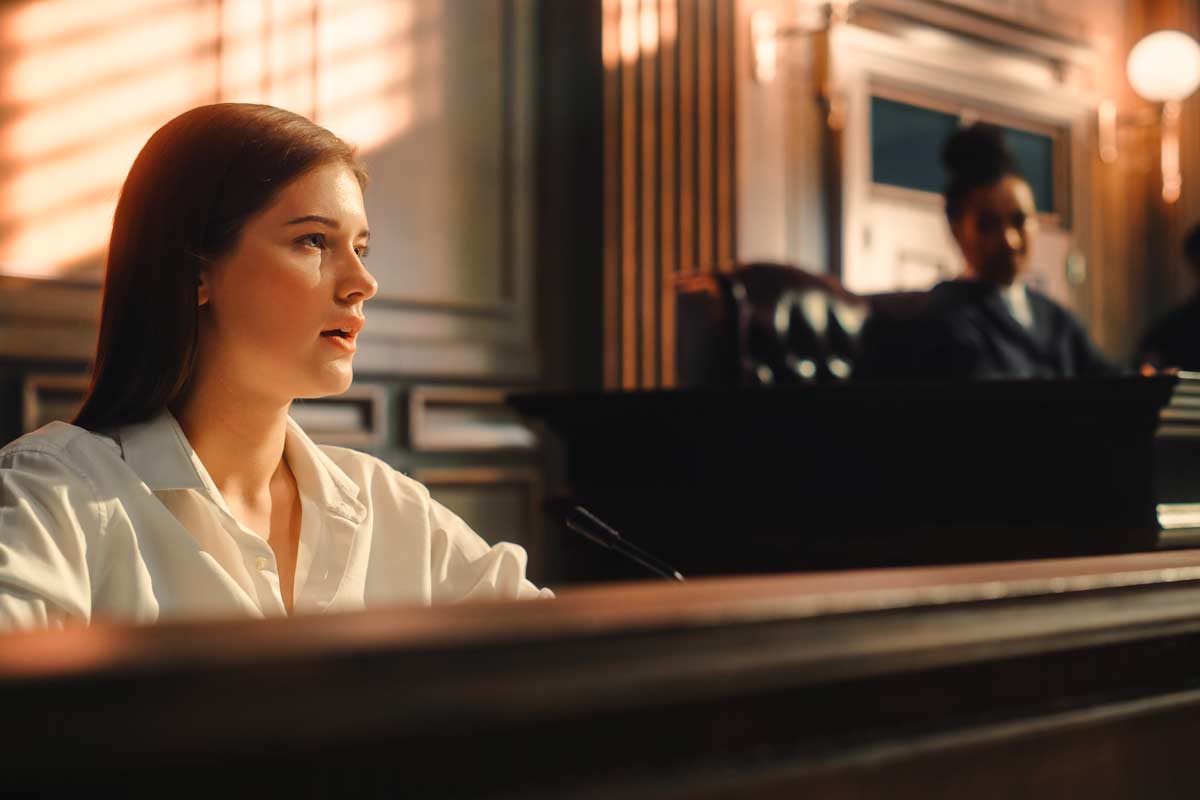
[300,366,355,398]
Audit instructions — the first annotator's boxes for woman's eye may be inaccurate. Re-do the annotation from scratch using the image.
[355,245,371,260]
[297,233,325,249]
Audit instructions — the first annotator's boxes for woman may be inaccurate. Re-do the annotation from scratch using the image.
[0,103,550,630]
[903,123,1114,380]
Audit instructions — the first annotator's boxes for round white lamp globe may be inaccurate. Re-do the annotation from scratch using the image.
[1127,30,1200,102]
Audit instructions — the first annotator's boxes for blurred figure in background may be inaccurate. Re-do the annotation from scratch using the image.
[901,123,1114,380]
[1135,223,1200,372]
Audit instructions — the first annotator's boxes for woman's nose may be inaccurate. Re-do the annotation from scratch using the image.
[338,251,378,304]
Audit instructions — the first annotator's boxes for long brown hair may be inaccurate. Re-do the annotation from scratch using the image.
[73,103,366,431]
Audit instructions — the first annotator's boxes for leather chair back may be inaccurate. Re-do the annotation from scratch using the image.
[676,263,874,387]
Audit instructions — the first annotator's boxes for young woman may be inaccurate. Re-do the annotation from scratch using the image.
[0,103,550,630]
[904,123,1114,380]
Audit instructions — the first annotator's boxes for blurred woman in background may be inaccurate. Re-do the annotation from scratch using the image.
[905,123,1114,380]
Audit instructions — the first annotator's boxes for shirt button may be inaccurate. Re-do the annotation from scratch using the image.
[255,557,268,571]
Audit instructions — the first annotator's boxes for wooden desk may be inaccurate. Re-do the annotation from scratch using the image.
[512,377,1184,581]
[7,550,1200,797]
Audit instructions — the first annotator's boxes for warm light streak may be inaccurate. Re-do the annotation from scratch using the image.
[319,47,414,111]
[1098,99,1118,165]
[1,2,217,105]
[316,0,417,142]
[0,0,419,280]
[318,0,413,53]
[3,0,171,46]
[321,87,414,154]
[659,0,677,45]
[0,125,155,225]
[3,61,215,162]
[0,194,118,278]
[1162,100,1182,204]
[602,0,620,69]
[751,10,778,84]
[639,1,659,54]
[619,0,639,64]
[267,0,317,112]
[218,0,267,101]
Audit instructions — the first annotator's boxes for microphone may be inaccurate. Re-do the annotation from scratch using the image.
[564,505,685,582]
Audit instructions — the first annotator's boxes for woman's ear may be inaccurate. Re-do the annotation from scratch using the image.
[197,272,210,307]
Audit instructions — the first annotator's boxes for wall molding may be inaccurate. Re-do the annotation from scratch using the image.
[291,383,388,449]
[408,385,537,452]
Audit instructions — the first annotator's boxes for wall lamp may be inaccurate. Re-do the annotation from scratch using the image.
[1099,30,1200,204]
[751,0,856,84]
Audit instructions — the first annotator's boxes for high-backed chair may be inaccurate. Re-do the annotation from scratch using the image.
[675,262,934,387]
[676,263,874,387]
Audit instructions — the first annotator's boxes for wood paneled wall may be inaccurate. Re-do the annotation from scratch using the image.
[602,0,737,390]
[1091,0,1200,361]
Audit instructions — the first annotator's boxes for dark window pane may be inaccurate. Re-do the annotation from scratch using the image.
[870,96,958,195]
[870,96,1057,216]
[1001,126,1055,214]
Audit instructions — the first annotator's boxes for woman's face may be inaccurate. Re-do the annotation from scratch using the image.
[197,162,377,402]
[951,175,1039,287]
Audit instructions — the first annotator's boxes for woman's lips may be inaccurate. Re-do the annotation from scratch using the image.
[320,330,357,352]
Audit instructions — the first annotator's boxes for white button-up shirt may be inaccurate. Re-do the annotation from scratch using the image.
[0,412,550,630]
[1000,282,1034,330]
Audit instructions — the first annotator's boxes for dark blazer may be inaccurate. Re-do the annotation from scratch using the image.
[901,280,1117,380]
[1135,295,1200,372]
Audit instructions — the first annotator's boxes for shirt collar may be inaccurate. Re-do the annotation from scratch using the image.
[282,416,366,523]
[999,281,1027,304]
[999,282,1034,329]
[115,411,209,493]
[115,411,366,523]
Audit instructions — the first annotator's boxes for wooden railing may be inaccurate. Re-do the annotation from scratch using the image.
[7,549,1200,797]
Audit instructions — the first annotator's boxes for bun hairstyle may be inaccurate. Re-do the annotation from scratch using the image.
[942,122,1023,223]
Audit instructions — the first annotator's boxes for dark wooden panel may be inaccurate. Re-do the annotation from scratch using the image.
[514,377,1174,581]
[10,551,1200,796]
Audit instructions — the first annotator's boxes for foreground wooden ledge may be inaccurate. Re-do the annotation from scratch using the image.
[7,548,1200,797]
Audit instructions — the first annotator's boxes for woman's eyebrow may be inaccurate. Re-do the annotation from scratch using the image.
[286,214,339,227]
[285,215,369,238]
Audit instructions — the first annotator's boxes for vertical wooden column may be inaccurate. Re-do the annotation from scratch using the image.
[602,0,737,390]
[659,0,679,387]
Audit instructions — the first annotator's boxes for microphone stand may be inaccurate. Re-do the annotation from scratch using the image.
[564,506,685,582]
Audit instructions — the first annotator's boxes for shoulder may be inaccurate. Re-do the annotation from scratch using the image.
[927,280,981,304]
[1026,289,1086,330]
[0,422,120,476]
[1025,287,1067,312]
[922,281,987,321]
[918,281,988,336]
